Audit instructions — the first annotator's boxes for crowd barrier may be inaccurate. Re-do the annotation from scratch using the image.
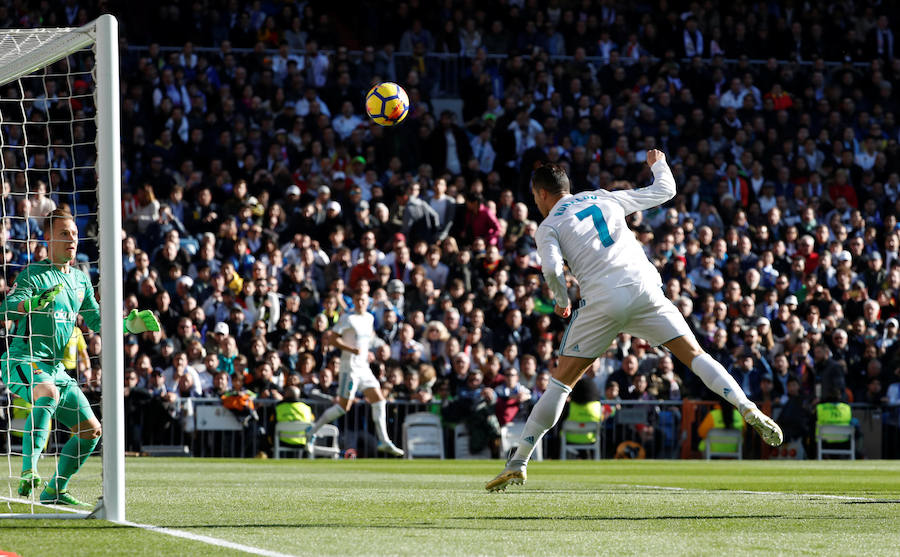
[107,397,900,460]
[3,396,895,459]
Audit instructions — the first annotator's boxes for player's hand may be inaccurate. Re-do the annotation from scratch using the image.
[25,284,63,312]
[646,149,666,166]
[554,304,571,318]
[124,309,161,334]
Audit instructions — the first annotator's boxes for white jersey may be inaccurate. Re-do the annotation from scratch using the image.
[536,160,676,304]
[333,311,375,373]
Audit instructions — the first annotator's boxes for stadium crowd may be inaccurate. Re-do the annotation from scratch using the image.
[1,0,900,457]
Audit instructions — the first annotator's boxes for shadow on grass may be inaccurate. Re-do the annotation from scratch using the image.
[1,514,879,531]
[451,515,790,521]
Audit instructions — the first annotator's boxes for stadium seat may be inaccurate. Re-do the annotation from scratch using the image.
[453,423,490,459]
[273,421,312,459]
[703,429,743,460]
[560,420,601,460]
[308,424,340,459]
[500,421,542,462]
[817,425,855,460]
[402,412,444,459]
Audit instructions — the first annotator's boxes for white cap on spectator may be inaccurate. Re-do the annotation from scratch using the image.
[318,185,331,197]
[785,295,799,306]
[387,279,405,294]
[286,185,301,197]
[326,200,341,213]
[837,250,852,262]
[177,276,194,288]
[214,322,229,336]
[887,318,899,328]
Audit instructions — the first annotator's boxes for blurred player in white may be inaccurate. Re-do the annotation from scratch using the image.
[487,150,782,491]
[306,289,404,457]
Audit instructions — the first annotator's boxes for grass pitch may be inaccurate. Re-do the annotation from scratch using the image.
[1,458,899,556]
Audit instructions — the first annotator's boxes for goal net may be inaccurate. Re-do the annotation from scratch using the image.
[0,15,123,520]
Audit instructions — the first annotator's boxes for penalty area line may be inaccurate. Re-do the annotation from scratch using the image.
[619,483,876,502]
[117,520,295,557]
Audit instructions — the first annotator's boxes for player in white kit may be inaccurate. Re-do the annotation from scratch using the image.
[306,289,404,457]
[486,150,782,491]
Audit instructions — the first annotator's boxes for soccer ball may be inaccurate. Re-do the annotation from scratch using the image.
[365,82,409,127]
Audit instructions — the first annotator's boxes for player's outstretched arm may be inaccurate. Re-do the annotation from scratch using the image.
[608,149,676,216]
[123,309,161,334]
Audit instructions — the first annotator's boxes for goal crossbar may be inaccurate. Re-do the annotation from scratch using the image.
[0,25,95,88]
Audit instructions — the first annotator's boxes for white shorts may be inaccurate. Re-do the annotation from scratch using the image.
[559,281,692,358]
[337,366,381,399]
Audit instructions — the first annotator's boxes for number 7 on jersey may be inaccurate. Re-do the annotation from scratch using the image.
[575,206,614,247]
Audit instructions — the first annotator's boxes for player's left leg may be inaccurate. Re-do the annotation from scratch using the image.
[488,299,618,491]
[305,371,357,457]
[40,383,99,507]
[486,354,595,492]
[362,386,403,456]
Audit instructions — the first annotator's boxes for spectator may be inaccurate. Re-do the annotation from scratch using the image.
[494,369,531,425]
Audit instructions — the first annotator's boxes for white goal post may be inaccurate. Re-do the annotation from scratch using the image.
[0,15,123,521]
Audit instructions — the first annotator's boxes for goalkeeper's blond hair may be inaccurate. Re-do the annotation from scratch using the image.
[43,208,75,238]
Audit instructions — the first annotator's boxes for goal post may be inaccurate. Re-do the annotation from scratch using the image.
[0,14,123,521]
[95,14,124,523]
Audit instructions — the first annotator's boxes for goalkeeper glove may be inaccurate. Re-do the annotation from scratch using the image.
[124,309,161,334]
[24,284,63,313]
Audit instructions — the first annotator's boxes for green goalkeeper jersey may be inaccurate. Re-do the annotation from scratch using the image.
[0,259,100,363]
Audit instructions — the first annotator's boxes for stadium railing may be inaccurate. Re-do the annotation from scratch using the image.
[124,45,872,98]
[113,397,900,460]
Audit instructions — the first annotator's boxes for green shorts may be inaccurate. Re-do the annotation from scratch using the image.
[1,356,95,426]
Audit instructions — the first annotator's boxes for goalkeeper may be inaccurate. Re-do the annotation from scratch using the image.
[0,209,159,506]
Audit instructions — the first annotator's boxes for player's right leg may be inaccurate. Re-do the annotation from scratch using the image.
[1,358,59,497]
[665,335,783,447]
[624,285,783,447]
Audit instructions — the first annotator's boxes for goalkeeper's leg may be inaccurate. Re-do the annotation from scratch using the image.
[1,359,60,496]
[41,383,99,506]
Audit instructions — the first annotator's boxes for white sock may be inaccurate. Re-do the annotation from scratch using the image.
[509,377,572,469]
[310,404,346,434]
[371,400,390,443]
[691,353,754,414]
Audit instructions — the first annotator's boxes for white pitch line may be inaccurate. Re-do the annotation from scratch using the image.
[620,483,877,502]
[0,494,91,517]
[116,520,296,557]
[1,494,293,556]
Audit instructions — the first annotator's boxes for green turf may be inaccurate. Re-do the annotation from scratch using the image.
[2,458,900,556]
